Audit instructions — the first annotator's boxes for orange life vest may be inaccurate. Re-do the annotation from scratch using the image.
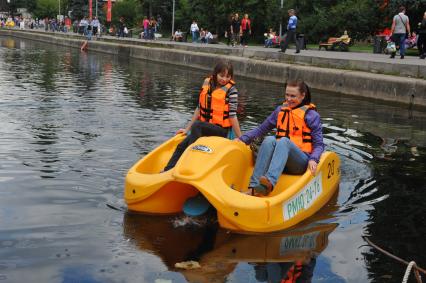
[276,103,316,153]
[198,77,235,128]
[281,261,303,283]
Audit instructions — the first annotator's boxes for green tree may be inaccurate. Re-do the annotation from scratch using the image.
[283,0,382,42]
[34,0,59,18]
[382,0,426,32]
[112,0,142,27]
[8,0,37,15]
[70,0,87,20]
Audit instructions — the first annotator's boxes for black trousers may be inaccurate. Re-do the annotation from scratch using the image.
[241,30,250,46]
[280,30,300,52]
[418,34,426,56]
[164,121,228,171]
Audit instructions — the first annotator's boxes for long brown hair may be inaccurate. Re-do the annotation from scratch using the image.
[211,61,234,86]
[286,79,311,105]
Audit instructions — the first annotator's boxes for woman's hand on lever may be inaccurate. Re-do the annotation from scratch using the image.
[308,160,318,176]
[175,128,187,135]
[176,108,199,135]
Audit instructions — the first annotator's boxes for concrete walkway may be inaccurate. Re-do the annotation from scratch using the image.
[1,28,426,106]
[161,39,426,66]
[2,28,426,79]
[98,34,426,79]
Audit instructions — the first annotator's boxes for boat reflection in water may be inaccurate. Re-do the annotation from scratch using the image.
[123,212,337,282]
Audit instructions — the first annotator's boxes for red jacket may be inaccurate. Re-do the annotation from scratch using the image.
[241,18,251,31]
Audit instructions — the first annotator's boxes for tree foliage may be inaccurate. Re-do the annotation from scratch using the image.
[111,0,142,27]
[10,0,426,42]
[31,0,69,19]
[292,0,382,41]
[70,0,87,20]
[33,0,58,18]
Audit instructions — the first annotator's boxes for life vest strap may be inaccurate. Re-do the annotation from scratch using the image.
[200,107,213,113]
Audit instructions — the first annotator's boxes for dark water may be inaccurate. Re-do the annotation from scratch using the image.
[0,36,425,283]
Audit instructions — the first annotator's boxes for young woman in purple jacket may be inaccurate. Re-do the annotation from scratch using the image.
[237,79,324,196]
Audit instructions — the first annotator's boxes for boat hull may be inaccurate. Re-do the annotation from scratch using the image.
[124,136,340,233]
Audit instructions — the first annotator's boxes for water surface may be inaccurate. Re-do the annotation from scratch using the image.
[0,36,425,283]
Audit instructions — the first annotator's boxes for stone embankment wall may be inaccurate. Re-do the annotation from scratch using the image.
[1,29,425,107]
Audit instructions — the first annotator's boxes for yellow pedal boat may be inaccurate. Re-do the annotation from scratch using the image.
[124,135,340,233]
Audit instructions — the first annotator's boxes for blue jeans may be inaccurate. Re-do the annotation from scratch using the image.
[265,38,273,47]
[192,31,198,42]
[86,29,92,40]
[249,136,309,187]
[393,33,406,56]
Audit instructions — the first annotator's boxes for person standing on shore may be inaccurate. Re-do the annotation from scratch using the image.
[280,9,300,54]
[64,16,71,33]
[417,11,426,59]
[91,17,100,37]
[390,6,410,59]
[142,16,149,39]
[240,14,251,47]
[117,17,125,38]
[231,13,240,47]
[190,20,200,43]
[156,14,162,31]
[149,17,157,39]
[225,14,234,46]
[44,17,49,31]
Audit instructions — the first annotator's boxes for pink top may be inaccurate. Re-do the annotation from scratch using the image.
[143,19,149,29]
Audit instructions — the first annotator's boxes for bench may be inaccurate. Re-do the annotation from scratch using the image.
[319,37,351,51]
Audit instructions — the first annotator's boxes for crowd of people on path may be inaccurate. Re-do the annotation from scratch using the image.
[0,16,72,32]
[171,19,215,43]
[141,15,162,40]
[0,14,103,37]
[171,13,253,46]
[76,16,101,39]
[3,6,426,59]
[223,13,251,47]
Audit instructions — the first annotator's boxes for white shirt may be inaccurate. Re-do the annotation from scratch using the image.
[79,19,88,27]
[190,23,199,32]
[206,32,213,39]
[91,19,100,27]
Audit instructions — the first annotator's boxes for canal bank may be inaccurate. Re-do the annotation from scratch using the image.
[1,29,426,107]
